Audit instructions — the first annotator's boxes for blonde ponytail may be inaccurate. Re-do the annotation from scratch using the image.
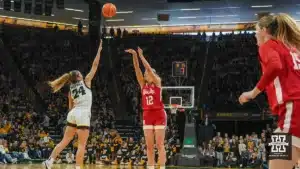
[48,73,70,93]
[275,13,300,49]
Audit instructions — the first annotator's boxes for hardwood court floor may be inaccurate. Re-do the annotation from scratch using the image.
[0,164,232,169]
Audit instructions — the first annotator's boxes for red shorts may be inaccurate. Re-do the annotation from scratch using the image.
[276,100,300,147]
[143,109,167,130]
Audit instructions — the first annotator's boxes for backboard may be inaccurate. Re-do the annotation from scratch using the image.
[162,86,194,109]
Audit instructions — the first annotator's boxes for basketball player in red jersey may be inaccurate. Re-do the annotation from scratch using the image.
[125,47,166,169]
[239,13,300,169]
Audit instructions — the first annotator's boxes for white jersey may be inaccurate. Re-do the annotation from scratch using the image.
[69,80,92,110]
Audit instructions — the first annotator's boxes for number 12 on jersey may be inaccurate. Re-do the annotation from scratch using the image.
[146,96,153,105]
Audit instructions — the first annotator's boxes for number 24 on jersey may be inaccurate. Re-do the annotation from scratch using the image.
[72,86,86,99]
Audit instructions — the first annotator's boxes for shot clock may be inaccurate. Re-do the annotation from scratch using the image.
[172,61,187,77]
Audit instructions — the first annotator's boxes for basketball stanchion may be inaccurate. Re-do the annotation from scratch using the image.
[176,108,201,167]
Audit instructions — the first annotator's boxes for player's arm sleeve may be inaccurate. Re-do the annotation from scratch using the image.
[256,46,283,91]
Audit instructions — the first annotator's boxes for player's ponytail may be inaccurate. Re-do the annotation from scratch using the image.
[48,73,70,93]
[275,13,300,49]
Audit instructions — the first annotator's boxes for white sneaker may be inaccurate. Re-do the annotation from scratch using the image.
[43,160,53,169]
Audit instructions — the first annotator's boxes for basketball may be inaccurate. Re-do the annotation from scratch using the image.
[102,3,117,18]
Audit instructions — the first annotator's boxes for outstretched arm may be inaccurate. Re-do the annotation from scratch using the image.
[125,49,145,88]
[137,47,161,86]
[85,40,103,88]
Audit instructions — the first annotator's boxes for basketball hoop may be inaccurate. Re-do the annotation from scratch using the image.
[170,104,180,114]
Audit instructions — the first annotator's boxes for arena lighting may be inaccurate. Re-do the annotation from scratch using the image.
[180,8,200,11]
[255,13,274,16]
[141,18,156,20]
[116,11,133,14]
[204,15,238,18]
[106,19,124,22]
[177,16,197,19]
[103,35,113,39]
[107,20,257,28]
[176,15,238,19]
[72,17,88,21]
[251,5,273,8]
[64,8,83,12]
[160,9,177,12]
[209,6,240,9]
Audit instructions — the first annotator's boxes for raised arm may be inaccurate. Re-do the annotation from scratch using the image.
[85,40,103,88]
[125,49,145,88]
[137,47,161,85]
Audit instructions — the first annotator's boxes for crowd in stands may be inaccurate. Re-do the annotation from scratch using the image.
[0,24,270,168]
[0,62,44,163]
[199,130,269,168]
[206,31,268,112]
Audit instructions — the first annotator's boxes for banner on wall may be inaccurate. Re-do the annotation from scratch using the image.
[208,111,262,120]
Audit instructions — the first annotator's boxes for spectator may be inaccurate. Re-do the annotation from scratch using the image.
[66,151,75,164]
[86,141,96,164]
[0,139,17,164]
[224,152,237,167]
[215,141,224,166]
[41,115,50,130]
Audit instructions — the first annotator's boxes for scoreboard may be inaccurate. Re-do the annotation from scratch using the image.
[172,61,187,77]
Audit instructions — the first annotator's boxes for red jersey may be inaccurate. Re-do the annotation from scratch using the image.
[141,83,164,111]
[257,39,300,114]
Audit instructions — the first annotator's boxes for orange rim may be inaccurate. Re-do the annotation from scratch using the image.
[170,104,179,108]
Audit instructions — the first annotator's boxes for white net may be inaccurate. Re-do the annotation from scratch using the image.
[170,104,179,114]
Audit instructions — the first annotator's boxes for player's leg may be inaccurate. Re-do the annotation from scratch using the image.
[43,111,77,169]
[296,147,300,168]
[75,112,91,169]
[271,101,300,169]
[76,127,89,169]
[292,100,300,168]
[43,125,76,168]
[143,115,155,168]
[154,128,166,167]
[50,125,77,158]
[154,111,167,169]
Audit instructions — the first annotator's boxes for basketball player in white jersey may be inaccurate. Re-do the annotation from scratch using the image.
[43,40,102,169]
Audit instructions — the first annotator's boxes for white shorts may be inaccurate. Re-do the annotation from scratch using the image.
[66,108,91,128]
[274,128,300,148]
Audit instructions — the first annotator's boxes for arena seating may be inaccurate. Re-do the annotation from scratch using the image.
[0,25,268,167]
